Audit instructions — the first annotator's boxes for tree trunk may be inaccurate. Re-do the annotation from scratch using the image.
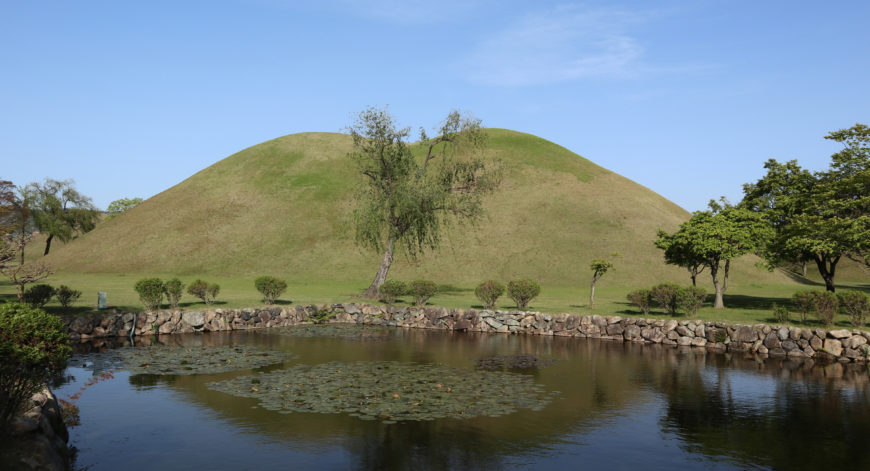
[16,283,25,302]
[801,260,808,277]
[711,262,724,309]
[362,238,395,298]
[589,280,596,310]
[43,233,53,256]
[722,259,730,293]
[689,268,697,287]
[814,254,839,292]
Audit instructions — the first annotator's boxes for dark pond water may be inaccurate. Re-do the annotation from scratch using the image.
[56,327,870,470]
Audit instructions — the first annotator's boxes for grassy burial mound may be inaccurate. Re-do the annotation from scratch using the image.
[42,129,789,290]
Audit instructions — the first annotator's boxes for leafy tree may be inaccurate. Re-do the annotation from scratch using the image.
[588,259,613,310]
[0,235,53,302]
[655,230,707,286]
[21,179,100,255]
[348,107,501,298]
[105,197,143,220]
[0,180,31,265]
[742,124,869,292]
[656,201,772,308]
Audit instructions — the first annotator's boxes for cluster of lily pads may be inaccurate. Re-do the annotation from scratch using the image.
[263,324,397,342]
[206,360,555,424]
[112,345,295,375]
[475,354,558,371]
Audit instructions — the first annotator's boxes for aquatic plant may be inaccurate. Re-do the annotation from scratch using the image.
[116,345,294,375]
[264,324,395,342]
[207,360,555,424]
[475,354,557,371]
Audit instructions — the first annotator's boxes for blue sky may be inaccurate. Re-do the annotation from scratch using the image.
[2,0,867,212]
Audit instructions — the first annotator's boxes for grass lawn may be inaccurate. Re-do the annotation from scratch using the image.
[2,272,868,331]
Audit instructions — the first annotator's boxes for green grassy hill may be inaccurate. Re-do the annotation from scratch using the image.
[41,129,791,292]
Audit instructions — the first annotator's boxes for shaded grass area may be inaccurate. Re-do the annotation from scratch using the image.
[2,273,867,330]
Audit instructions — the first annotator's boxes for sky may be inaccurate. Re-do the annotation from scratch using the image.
[1,0,868,212]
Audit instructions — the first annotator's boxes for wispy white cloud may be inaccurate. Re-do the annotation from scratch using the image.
[460,6,650,87]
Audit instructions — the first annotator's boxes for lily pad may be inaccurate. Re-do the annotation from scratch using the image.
[263,324,397,342]
[117,345,295,375]
[206,360,554,423]
[475,354,557,371]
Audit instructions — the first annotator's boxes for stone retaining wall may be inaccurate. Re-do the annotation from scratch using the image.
[2,387,70,471]
[65,304,870,363]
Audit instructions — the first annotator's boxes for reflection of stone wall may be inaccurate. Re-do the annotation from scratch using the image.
[65,304,870,363]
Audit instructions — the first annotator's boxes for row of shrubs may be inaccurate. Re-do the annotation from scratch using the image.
[775,290,870,327]
[20,284,82,310]
[133,276,289,311]
[378,279,543,310]
[626,284,707,317]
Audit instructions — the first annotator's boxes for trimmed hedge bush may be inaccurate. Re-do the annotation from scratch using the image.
[23,284,55,308]
[187,279,220,305]
[255,276,288,305]
[55,285,82,309]
[839,291,869,328]
[164,278,185,309]
[475,280,505,310]
[651,283,681,316]
[791,291,815,323]
[772,303,789,323]
[134,278,164,311]
[379,280,406,304]
[812,291,839,326]
[677,286,706,317]
[408,280,437,307]
[0,303,70,435]
[626,289,652,316]
[507,279,540,310]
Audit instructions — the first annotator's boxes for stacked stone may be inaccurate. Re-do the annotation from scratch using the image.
[64,304,870,363]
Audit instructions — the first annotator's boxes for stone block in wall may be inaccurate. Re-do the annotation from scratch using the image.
[606,324,624,336]
[663,319,678,332]
[733,326,757,342]
[828,329,851,339]
[824,339,843,357]
[844,335,867,349]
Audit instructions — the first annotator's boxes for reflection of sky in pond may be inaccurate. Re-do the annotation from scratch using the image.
[56,330,870,471]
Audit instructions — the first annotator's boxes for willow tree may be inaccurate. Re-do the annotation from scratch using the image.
[21,179,99,255]
[348,107,501,298]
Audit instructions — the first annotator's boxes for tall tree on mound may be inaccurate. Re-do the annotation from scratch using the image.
[21,179,100,255]
[742,124,870,291]
[348,107,502,299]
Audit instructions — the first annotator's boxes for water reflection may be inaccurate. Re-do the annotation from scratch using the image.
[62,329,870,470]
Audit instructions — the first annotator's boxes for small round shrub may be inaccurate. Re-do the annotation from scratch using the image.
[163,278,185,309]
[677,286,706,317]
[0,303,71,435]
[187,279,219,305]
[408,280,437,307]
[22,284,55,308]
[651,283,681,315]
[507,279,540,310]
[772,303,789,324]
[255,276,288,304]
[379,280,407,304]
[134,278,164,311]
[475,280,505,310]
[791,291,815,323]
[55,285,82,309]
[626,289,652,316]
[838,291,869,328]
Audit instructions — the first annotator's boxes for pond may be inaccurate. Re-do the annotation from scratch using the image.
[56,326,870,470]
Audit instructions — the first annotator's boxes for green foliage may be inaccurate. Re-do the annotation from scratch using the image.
[590,259,614,280]
[311,309,335,324]
[742,124,870,292]
[163,278,184,309]
[475,280,505,310]
[408,279,437,307]
[22,283,55,308]
[348,107,502,296]
[187,279,219,305]
[20,178,100,255]
[651,283,681,315]
[507,279,540,310]
[772,303,790,323]
[134,278,164,311]
[811,291,839,326]
[378,280,407,304]
[838,291,869,328]
[791,291,815,323]
[254,276,288,304]
[105,197,143,220]
[677,286,707,317]
[626,289,652,316]
[655,229,708,285]
[55,285,82,309]
[0,303,70,435]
